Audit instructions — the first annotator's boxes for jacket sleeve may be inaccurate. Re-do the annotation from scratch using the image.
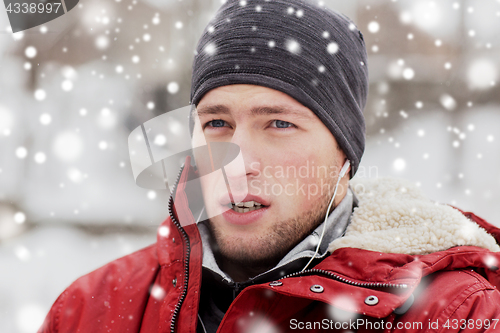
[437,287,500,332]
[394,270,500,333]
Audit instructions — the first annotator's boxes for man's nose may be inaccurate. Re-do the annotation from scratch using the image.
[222,127,260,182]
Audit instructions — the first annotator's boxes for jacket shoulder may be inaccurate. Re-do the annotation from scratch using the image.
[38,243,160,333]
[397,268,500,332]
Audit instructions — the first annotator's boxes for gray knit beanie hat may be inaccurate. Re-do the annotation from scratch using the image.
[190,0,368,177]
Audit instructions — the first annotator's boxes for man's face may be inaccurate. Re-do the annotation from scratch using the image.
[192,84,348,268]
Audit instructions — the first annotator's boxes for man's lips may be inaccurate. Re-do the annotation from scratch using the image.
[218,193,270,207]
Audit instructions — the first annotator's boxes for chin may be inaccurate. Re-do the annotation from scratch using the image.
[208,224,295,266]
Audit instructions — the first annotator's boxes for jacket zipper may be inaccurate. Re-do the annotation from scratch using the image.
[280,268,409,289]
[232,282,242,300]
[168,165,190,333]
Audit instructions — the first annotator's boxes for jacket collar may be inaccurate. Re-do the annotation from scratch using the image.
[329,177,500,254]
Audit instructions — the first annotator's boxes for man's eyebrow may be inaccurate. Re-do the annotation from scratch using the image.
[249,106,314,119]
[193,105,230,117]
[194,104,313,119]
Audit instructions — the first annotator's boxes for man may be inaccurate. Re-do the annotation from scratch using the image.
[39,0,500,332]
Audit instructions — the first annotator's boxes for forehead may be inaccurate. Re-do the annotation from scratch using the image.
[194,84,316,120]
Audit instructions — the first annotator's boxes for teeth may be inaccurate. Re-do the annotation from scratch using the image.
[231,203,264,213]
[232,200,263,208]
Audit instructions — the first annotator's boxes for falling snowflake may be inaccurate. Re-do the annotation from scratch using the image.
[467,59,497,90]
[14,245,31,261]
[367,21,380,33]
[98,141,109,150]
[393,158,406,171]
[15,147,28,159]
[204,42,216,55]
[238,314,279,333]
[268,40,275,48]
[150,284,166,300]
[98,108,117,129]
[34,89,46,101]
[322,31,330,38]
[327,42,339,54]
[286,39,301,54]
[67,168,83,183]
[25,46,37,58]
[61,80,73,92]
[328,295,358,322]
[34,152,46,164]
[154,134,167,146]
[440,94,457,110]
[483,254,499,270]
[402,68,414,80]
[14,212,26,224]
[158,226,170,237]
[167,82,179,94]
[95,36,109,50]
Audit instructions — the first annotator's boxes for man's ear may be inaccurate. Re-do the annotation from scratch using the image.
[339,160,351,179]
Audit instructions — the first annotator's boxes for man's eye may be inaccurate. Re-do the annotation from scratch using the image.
[271,120,294,129]
[206,119,227,128]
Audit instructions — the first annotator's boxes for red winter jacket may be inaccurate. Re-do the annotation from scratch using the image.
[39,164,500,333]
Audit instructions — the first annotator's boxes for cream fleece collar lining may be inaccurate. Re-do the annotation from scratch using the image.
[328,177,500,255]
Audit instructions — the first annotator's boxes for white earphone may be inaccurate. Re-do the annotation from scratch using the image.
[301,159,350,272]
[338,159,351,179]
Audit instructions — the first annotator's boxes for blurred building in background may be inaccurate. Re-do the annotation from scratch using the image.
[1,0,499,332]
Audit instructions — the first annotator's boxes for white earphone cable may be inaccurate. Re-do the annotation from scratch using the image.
[301,160,350,272]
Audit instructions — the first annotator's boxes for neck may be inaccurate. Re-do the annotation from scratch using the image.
[218,257,276,283]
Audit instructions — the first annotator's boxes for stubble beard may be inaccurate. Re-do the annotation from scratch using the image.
[206,185,334,272]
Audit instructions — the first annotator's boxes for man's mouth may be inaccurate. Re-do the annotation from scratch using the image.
[228,201,267,213]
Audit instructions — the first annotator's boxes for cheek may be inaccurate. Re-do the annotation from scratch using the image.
[273,155,329,210]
